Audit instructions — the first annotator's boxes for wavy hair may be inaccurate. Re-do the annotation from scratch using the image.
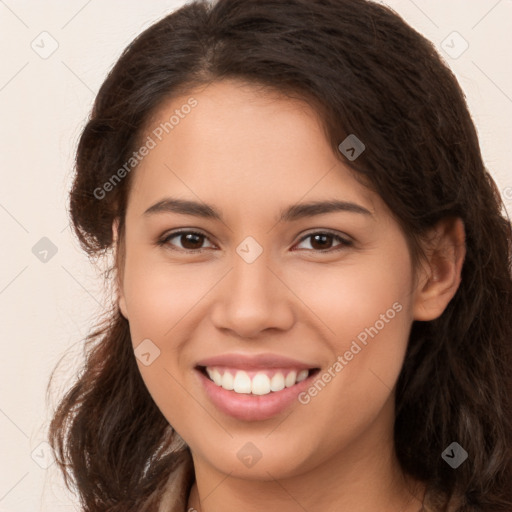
[47,0,512,510]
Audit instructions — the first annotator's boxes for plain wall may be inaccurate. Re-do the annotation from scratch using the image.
[0,1,511,510]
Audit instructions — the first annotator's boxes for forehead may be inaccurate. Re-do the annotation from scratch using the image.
[127,79,378,216]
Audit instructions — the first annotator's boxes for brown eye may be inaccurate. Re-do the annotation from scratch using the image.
[294,232,353,252]
[179,233,205,250]
[310,234,335,250]
[159,230,214,251]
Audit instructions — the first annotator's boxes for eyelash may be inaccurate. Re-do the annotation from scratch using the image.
[156,229,353,254]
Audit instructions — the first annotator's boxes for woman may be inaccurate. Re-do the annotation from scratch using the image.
[47,0,512,510]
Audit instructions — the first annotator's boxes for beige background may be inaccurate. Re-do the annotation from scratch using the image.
[0,1,511,510]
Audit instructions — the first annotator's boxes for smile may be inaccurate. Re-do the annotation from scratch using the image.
[195,365,321,421]
[193,353,321,420]
[203,366,312,395]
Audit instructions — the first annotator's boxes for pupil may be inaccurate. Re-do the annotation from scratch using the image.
[312,234,331,250]
[182,233,202,249]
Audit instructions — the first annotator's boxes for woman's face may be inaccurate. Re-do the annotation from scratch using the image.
[117,79,425,480]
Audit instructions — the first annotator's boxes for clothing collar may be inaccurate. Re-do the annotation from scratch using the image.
[158,449,195,512]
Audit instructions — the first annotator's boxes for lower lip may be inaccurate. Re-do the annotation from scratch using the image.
[195,368,318,421]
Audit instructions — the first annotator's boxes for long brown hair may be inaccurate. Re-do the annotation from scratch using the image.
[47,0,512,510]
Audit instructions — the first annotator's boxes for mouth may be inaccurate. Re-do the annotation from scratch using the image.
[197,365,321,395]
[194,364,321,421]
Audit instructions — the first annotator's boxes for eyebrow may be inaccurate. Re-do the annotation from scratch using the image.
[143,197,373,222]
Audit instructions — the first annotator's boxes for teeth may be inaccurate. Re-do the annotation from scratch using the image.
[270,372,285,392]
[233,371,252,394]
[251,373,271,395]
[206,367,223,386]
[221,370,234,390]
[205,367,311,395]
[285,370,297,387]
[296,369,309,382]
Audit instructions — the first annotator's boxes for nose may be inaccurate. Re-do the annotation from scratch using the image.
[210,251,295,339]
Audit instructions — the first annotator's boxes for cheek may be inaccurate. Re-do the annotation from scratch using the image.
[122,250,219,343]
[287,251,413,347]
[121,257,200,430]
[284,245,414,404]
[121,251,221,427]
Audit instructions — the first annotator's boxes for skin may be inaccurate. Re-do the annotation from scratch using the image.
[115,79,466,512]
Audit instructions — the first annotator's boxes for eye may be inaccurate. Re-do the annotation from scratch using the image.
[157,229,353,253]
[293,231,353,252]
[157,230,215,252]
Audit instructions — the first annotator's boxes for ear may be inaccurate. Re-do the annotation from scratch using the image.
[412,217,466,321]
[112,218,129,320]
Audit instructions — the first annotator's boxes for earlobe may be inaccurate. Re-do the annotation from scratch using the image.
[412,217,466,321]
[119,295,129,320]
[112,218,129,320]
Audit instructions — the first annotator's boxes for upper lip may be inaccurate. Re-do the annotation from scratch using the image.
[195,352,319,371]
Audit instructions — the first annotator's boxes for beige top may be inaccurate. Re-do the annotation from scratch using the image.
[157,450,195,512]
